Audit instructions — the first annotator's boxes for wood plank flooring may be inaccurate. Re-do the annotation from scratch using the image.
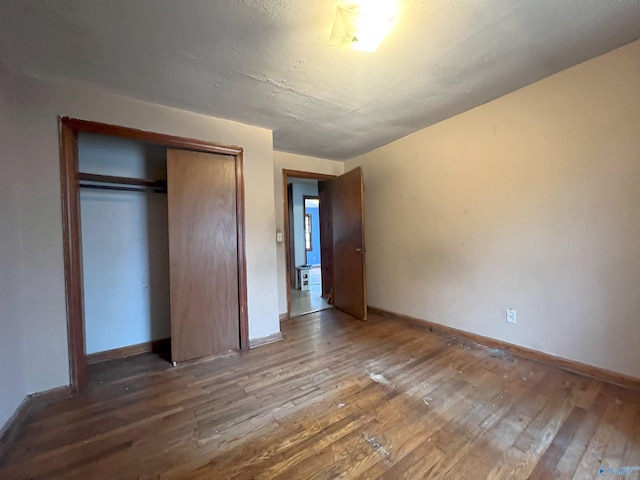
[1,308,639,479]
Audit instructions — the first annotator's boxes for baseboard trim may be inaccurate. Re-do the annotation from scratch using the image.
[249,332,284,349]
[86,337,171,364]
[0,384,72,462]
[279,313,290,322]
[30,385,73,405]
[368,306,640,391]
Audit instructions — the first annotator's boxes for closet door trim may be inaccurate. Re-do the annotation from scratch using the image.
[59,117,249,393]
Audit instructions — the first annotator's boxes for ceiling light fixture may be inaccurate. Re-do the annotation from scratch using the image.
[328,0,398,53]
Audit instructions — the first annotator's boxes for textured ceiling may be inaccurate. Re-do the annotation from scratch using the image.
[1,0,639,160]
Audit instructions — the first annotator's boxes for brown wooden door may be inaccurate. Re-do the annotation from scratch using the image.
[287,183,296,288]
[331,167,367,320]
[167,149,239,363]
[318,181,333,299]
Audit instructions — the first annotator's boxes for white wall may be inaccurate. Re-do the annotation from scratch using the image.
[79,134,170,354]
[13,74,280,394]
[273,151,344,314]
[346,40,640,378]
[0,57,28,430]
[291,182,319,267]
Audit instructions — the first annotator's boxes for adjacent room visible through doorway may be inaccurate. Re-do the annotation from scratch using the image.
[287,178,332,317]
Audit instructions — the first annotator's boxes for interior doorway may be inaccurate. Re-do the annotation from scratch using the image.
[283,166,367,322]
[287,180,331,317]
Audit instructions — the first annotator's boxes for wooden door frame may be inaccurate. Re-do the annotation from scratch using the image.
[282,170,336,317]
[59,117,249,393]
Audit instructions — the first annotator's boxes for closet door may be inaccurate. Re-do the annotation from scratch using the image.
[167,149,239,363]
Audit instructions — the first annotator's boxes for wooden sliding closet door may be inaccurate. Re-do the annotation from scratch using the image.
[167,149,239,363]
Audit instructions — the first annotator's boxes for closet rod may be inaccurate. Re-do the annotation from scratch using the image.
[79,183,167,194]
[78,172,167,189]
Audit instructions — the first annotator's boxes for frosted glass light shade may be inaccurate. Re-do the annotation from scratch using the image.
[328,1,397,53]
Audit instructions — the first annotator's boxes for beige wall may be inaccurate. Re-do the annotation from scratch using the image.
[346,40,640,378]
[0,57,28,428]
[273,151,344,314]
[13,74,281,394]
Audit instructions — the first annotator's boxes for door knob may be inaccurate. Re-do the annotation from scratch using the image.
[355,248,364,253]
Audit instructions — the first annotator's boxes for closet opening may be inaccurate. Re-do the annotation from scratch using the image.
[78,134,172,385]
[60,118,249,393]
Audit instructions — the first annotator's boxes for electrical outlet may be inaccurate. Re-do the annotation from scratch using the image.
[506,309,517,325]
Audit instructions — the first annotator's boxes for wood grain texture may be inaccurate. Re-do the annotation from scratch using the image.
[0,386,72,464]
[0,398,31,463]
[368,305,640,391]
[86,338,171,364]
[168,149,239,362]
[234,150,249,351]
[331,166,367,320]
[1,309,639,479]
[59,117,88,393]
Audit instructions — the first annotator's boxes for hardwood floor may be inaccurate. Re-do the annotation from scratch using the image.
[1,309,639,479]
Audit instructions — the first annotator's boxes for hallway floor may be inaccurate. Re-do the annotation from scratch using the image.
[290,266,331,316]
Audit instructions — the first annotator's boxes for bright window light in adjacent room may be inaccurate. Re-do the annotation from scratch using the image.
[328,0,398,53]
